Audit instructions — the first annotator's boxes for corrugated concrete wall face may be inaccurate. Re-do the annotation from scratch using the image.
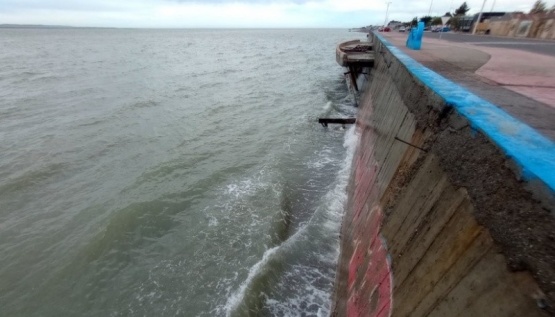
[383,154,544,317]
[333,50,417,317]
[333,37,550,316]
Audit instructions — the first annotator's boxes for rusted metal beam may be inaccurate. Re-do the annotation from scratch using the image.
[318,118,356,127]
[348,66,359,91]
[394,136,428,152]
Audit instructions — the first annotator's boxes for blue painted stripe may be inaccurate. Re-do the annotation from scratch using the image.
[374,32,555,192]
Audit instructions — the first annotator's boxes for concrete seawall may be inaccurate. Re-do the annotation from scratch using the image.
[333,33,555,316]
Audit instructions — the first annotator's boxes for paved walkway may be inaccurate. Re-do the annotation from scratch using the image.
[423,32,555,56]
[380,32,555,140]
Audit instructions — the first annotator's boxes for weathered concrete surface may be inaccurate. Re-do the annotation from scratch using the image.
[336,40,374,67]
[381,31,555,140]
[333,32,555,317]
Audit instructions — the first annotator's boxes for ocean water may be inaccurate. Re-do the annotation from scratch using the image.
[0,28,363,316]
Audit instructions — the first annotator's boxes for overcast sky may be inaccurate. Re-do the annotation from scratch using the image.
[1,0,553,28]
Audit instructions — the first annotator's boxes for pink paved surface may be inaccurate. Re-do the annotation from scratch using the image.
[381,32,555,108]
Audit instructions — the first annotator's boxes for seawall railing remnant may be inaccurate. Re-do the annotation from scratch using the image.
[319,118,356,127]
[332,32,555,317]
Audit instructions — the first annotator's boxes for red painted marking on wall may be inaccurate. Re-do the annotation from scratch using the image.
[348,241,363,290]
[366,236,392,317]
[346,204,392,317]
[347,293,361,317]
[341,119,392,317]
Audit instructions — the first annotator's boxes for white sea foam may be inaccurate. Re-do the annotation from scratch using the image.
[265,125,359,316]
[207,215,219,227]
[225,178,260,200]
[306,147,336,169]
[223,126,360,316]
[222,166,274,201]
[321,125,359,229]
[223,245,280,316]
[264,263,336,317]
[223,225,309,316]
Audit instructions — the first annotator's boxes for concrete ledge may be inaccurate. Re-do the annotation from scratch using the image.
[374,32,555,194]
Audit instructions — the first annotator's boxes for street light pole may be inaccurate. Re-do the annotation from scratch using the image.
[472,0,487,34]
[428,0,433,16]
[384,1,392,27]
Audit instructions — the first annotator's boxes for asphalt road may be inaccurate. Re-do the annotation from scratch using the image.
[423,32,555,56]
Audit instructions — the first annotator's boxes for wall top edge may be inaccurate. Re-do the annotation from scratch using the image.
[372,32,555,193]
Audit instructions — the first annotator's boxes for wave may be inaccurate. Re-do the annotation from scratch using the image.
[128,99,160,109]
[0,163,68,197]
[222,126,359,316]
[223,225,308,317]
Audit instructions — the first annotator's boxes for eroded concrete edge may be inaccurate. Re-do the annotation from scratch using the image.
[374,32,555,194]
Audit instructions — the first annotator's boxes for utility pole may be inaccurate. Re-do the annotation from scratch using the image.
[384,1,392,27]
[490,0,496,12]
[428,0,434,16]
[472,0,487,34]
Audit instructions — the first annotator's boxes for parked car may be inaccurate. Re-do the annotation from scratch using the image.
[398,26,406,32]
[432,26,450,32]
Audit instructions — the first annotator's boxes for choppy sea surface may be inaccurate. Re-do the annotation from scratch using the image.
[0,28,363,316]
